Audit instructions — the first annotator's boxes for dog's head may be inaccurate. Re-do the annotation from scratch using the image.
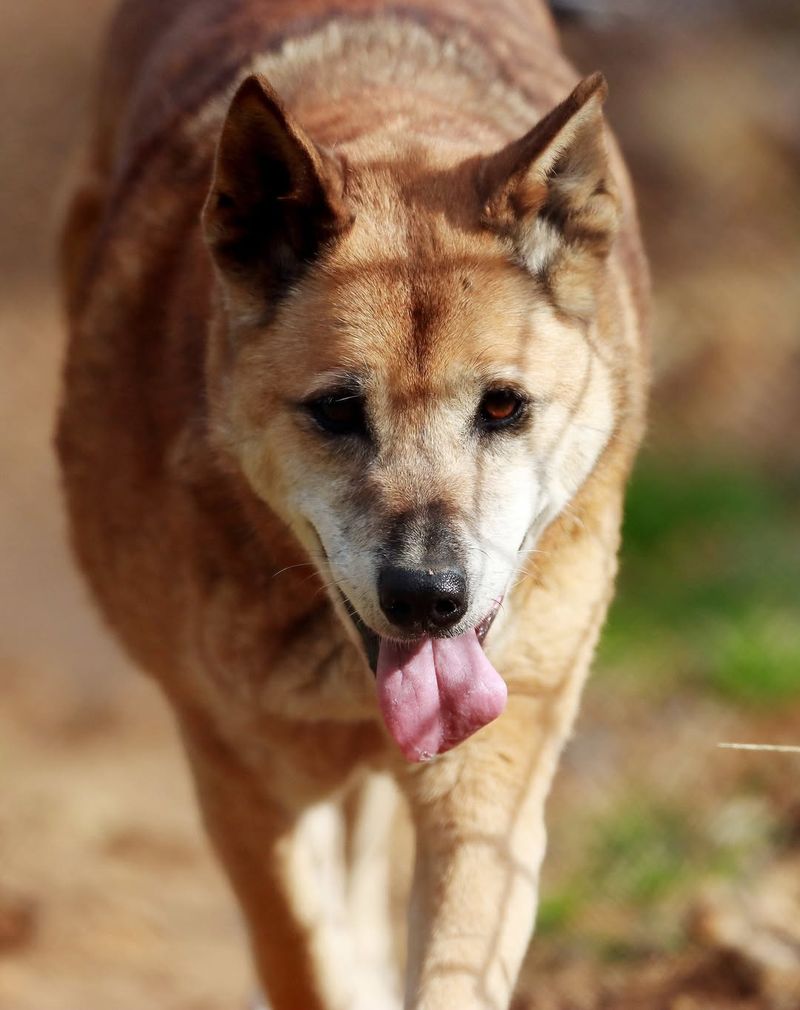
[203,72,621,759]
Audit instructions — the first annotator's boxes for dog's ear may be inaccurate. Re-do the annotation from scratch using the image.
[203,74,351,293]
[480,73,619,319]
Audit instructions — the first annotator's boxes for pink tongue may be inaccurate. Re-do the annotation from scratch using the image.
[376,631,507,762]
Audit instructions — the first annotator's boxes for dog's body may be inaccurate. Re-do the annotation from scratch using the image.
[57,1,648,1007]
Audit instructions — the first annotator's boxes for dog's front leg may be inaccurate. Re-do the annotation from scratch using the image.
[181,717,394,1010]
[402,693,571,1010]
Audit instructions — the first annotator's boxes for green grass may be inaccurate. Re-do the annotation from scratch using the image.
[536,792,775,946]
[598,457,800,706]
[589,803,696,903]
[536,886,584,936]
[538,800,702,938]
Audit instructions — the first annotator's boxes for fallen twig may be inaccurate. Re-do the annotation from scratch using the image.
[718,742,800,754]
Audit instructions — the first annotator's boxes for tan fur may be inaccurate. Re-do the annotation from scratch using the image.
[57,2,649,1007]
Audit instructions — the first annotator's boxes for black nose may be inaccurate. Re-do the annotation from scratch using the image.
[378,566,468,633]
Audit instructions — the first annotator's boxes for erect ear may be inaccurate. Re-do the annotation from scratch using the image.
[203,74,351,294]
[480,72,620,319]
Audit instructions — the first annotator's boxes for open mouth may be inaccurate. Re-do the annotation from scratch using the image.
[339,592,507,762]
[340,594,502,673]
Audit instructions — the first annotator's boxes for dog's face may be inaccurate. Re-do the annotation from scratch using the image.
[205,73,619,720]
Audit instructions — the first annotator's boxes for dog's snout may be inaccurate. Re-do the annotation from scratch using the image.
[378,566,467,633]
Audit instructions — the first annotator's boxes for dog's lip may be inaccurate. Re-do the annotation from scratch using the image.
[337,591,502,674]
[344,600,381,671]
[475,598,502,644]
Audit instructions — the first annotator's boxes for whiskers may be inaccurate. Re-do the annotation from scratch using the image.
[468,533,549,589]
[270,562,317,580]
[307,569,357,613]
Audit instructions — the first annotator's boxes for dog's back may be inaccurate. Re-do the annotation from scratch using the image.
[68,0,560,201]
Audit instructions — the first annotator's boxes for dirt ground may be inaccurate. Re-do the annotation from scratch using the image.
[1,2,798,1009]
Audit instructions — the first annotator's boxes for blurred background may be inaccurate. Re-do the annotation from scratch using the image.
[0,1,798,1008]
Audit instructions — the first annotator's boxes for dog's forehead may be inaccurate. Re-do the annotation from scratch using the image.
[309,233,543,378]
[271,162,585,396]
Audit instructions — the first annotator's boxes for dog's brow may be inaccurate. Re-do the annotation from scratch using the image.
[477,364,530,387]
[303,370,364,400]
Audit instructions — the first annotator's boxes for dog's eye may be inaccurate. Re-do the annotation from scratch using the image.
[478,388,526,431]
[309,393,367,436]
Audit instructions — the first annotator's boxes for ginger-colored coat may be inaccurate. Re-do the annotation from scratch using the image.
[57,1,649,1007]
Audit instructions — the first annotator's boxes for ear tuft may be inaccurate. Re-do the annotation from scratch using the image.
[571,71,608,108]
[203,74,351,294]
[481,73,619,318]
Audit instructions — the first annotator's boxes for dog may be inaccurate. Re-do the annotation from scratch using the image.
[57,0,649,1006]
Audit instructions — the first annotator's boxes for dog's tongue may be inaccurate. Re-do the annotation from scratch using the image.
[376,632,507,762]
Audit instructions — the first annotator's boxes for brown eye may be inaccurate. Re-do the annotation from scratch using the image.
[478,388,527,431]
[308,392,368,436]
